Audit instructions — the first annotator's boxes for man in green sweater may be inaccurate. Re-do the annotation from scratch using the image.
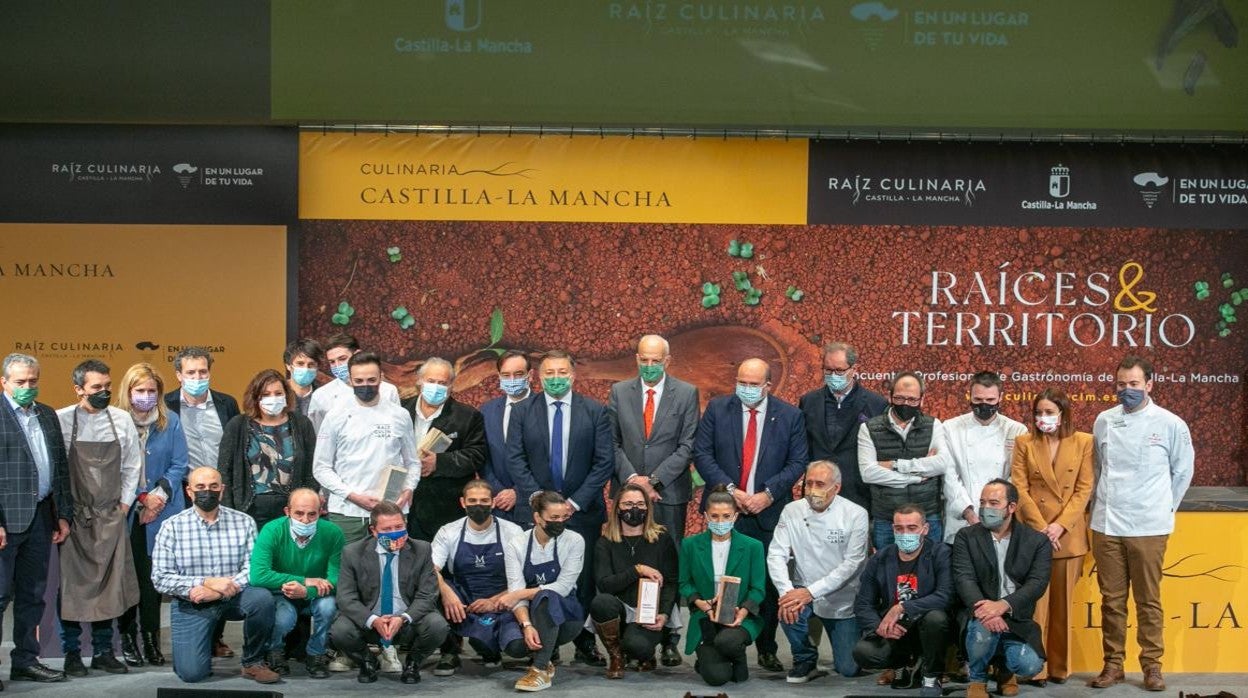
[250,488,345,679]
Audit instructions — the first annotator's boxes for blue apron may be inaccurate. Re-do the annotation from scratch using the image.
[446,520,521,652]
[523,532,584,627]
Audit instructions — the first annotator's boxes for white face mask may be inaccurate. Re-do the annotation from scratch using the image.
[259,396,287,416]
[1035,414,1061,434]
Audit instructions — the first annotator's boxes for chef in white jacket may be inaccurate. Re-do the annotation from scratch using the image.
[940,371,1027,544]
[1086,356,1194,692]
[768,461,869,683]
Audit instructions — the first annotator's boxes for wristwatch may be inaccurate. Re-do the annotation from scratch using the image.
[648,476,665,493]
[520,621,533,629]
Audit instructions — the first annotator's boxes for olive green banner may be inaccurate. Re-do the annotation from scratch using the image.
[271,0,1246,131]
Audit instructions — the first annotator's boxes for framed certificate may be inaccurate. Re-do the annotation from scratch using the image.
[636,578,660,625]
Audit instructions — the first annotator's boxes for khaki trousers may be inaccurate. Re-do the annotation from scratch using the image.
[1031,555,1082,680]
[1091,531,1169,670]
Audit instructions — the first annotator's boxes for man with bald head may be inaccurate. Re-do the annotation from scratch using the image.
[607,334,700,664]
[250,487,346,678]
[152,467,277,684]
[693,357,809,673]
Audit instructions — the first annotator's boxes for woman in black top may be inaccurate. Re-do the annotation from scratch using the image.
[591,482,679,678]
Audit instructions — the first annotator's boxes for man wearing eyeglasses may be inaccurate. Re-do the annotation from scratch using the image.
[857,372,952,550]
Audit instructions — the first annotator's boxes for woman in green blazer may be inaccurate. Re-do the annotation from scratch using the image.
[678,486,767,686]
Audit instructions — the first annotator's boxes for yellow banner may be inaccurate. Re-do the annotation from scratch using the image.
[1070,512,1248,672]
[0,224,287,407]
[299,133,807,224]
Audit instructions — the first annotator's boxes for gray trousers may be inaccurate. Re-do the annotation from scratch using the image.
[330,612,449,663]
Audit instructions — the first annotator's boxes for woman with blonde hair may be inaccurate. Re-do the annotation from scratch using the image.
[116,362,189,667]
[1010,388,1093,685]
[590,482,679,678]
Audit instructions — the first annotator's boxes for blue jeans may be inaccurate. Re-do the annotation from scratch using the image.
[965,619,1044,682]
[170,586,274,683]
[871,517,942,551]
[780,603,860,677]
[59,620,115,655]
[271,594,336,656]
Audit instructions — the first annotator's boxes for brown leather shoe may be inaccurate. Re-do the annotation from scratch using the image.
[1143,665,1165,692]
[213,641,235,658]
[996,668,1019,697]
[876,668,895,685]
[241,663,281,684]
[1087,665,1125,688]
[966,681,990,698]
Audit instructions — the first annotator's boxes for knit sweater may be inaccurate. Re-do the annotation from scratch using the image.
[250,516,345,599]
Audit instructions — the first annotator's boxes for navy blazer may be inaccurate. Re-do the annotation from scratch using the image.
[692,394,809,531]
[855,538,953,632]
[798,383,889,510]
[480,394,516,493]
[504,391,614,528]
[0,396,74,533]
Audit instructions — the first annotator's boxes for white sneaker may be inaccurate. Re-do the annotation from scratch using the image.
[327,653,356,672]
[379,645,402,673]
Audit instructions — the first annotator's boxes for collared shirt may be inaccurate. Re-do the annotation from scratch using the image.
[306,378,401,431]
[501,390,529,442]
[1091,400,1195,537]
[768,496,870,619]
[151,505,256,599]
[412,399,444,450]
[991,531,1016,599]
[366,542,410,627]
[180,392,223,469]
[313,398,420,517]
[856,413,952,488]
[941,411,1028,543]
[5,392,52,499]
[544,391,573,481]
[431,516,523,573]
[56,405,143,507]
[640,375,665,415]
[504,528,584,609]
[740,396,768,493]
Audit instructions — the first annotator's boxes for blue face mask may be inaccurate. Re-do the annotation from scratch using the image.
[824,372,850,393]
[182,378,210,398]
[421,382,449,406]
[330,364,350,383]
[1117,387,1147,411]
[291,366,317,387]
[499,376,529,397]
[290,518,318,538]
[707,520,735,536]
[376,529,407,551]
[735,383,764,406]
[895,532,923,554]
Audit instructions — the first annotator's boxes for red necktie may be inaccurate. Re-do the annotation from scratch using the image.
[643,389,655,439]
[740,408,758,491]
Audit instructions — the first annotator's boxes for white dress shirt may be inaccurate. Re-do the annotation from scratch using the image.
[6,393,52,499]
[56,405,143,507]
[313,398,420,517]
[857,411,952,487]
[640,375,665,415]
[412,399,444,450]
[1091,400,1194,537]
[366,541,412,628]
[501,390,530,442]
[739,397,768,493]
[504,528,584,609]
[941,411,1028,543]
[431,515,523,574]
[306,378,400,431]
[768,496,870,619]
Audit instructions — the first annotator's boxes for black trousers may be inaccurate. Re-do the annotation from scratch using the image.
[694,617,751,686]
[120,519,161,635]
[566,521,600,615]
[733,515,779,654]
[503,595,581,668]
[853,609,950,679]
[589,594,662,661]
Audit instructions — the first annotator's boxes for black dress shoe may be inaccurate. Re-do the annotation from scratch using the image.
[1048,677,1067,685]
[265,649,290,676]
[142,631,166,666]
[91,654,129,675]
[306,654,330,679]
[660,643,682,667]
[121,631,145,667]
[62,652,88,678]
[1025,678,1048,687]
[757,652,784,672]
[11,662,68,683]
[357,656,379,684]
[400,653,422,684]
[574,643,606,667]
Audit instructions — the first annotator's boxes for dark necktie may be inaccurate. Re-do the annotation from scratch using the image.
[550,401,564,490]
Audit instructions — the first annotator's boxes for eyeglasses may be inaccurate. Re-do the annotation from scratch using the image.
[822,367,852,376]
[891,397,921,406]
[619,502,647,510]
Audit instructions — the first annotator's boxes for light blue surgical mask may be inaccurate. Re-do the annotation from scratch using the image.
[499,376,529,398]
[707,520,734,537]
[895,533,922,554]
[330,364,350,383]
[291,366,317,387]
[735,383,764,406]
[824,372,849,393]
[182,378,210,398]
[421,382,449,406]
[290,518,318,538]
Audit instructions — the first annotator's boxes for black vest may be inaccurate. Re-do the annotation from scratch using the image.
[865,413,942,520]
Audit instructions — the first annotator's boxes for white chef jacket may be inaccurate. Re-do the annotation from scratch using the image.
[56,405,142,507]
[431,515,523,575]
[857,412,952,487]
[941,411,1028,543]
[1091,400,1194,537]
[504,528,584,609]
[312,398,419,517]
[306,378,401,431]
[767,496,869,619]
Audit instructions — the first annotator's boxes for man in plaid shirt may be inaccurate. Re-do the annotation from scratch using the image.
[153,466,278,684]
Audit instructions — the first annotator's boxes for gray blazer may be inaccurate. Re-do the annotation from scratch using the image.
[337,536,440,629]
[607,375,700,504]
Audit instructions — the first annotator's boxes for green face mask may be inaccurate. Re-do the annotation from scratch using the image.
[638,363,664,384]
[11,386,39,407]
[542,376,572,398]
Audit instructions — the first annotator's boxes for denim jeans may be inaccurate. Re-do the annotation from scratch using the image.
[871,517,942,551]
[270,594,336,656]
[170,586,275,682]
[780,603,860,677]
[965,619,1044,682]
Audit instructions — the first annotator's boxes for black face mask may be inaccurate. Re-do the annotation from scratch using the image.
[353,384,379,402]
[465,504,492,525]
[542,520,566,538]
[892,403,921,422]
[971,403,1000,421]
[193,490,220,512]
[619,508,647,527]
[86,390,112,410]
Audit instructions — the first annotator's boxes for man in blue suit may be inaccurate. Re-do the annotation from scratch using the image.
[505,349,614,665]
[479,350,532,522]
[693,357,809,674]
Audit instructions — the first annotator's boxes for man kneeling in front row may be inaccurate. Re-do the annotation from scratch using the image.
[952,479,1049,698]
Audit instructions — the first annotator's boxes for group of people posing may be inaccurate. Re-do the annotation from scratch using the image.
[0,335,1193,695]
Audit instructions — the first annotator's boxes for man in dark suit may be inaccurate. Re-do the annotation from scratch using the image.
[692,357,808,673]
[798,341,887,511]
[505,349,614,665]
[401,357,487,542]
[478,350,532,522]
[951,479,1049,698]
[0,353,74,686]
[331,501,449,684]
